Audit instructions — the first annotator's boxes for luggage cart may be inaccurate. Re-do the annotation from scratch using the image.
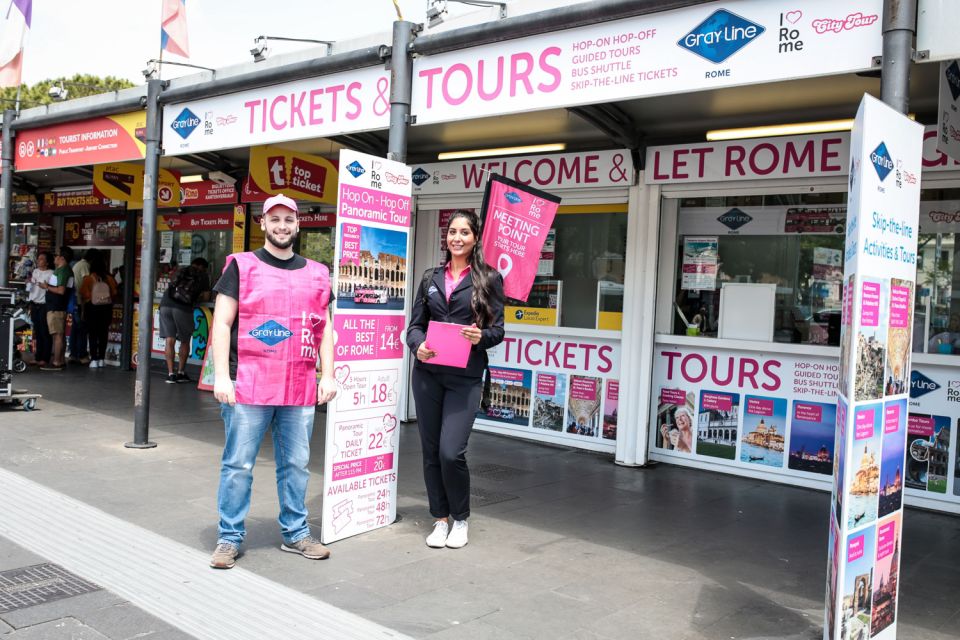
[1,288,41,411]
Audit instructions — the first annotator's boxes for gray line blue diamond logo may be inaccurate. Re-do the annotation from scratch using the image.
[346,161,365,179]
[946,60,960,101]
[411,167,430,186]
[677,9,765,64]
[717,207,752,230]
[249,320,293,346]
[170,108,201,140]
[870,142,893,182]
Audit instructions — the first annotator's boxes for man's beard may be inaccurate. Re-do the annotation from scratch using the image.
[266,228,297,250]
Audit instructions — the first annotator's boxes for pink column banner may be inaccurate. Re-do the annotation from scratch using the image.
[323,149,411,545]
[479,173,561,302]
[826,95,923,640]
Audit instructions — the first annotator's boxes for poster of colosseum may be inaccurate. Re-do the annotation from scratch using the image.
[337,224,408,311]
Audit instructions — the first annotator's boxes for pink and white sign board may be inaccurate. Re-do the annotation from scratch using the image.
[825,94,922,640]
[162,66,391,155]
[322,149,412,544]
[411,0,883,125]
[480,174,561,302]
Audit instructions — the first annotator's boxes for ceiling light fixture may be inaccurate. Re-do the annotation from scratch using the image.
[438,143,567,161]
[706,115,916,141]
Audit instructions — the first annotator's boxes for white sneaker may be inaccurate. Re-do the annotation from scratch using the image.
[97,359,106,367]
[89,360,100,369]
[425,520,449,548]
[445,520,468,548]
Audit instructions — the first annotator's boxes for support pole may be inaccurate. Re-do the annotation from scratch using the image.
[880,0,917,114]
[120,207,136,370]
[0,110,15,287]
[387,21,417,163]
[127,79,162,449]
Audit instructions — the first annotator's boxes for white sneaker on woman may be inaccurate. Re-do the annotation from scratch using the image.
[89,360,100,369]
[445,520,468,548]
[425,520,449,548]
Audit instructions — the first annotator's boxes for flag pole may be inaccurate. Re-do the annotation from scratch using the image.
[157,0,164,80]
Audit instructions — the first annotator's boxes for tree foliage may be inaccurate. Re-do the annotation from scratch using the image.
[0,74,136,108]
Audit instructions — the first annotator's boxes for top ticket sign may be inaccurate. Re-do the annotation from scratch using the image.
[410,0,883,125]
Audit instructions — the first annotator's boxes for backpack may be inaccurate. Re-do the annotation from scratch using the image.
[170,266,203,305]
[91,277,112,305]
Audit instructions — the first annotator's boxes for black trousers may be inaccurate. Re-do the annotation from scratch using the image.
[84,303,112,361]
[30,303,51,363]
[411,367,483,521]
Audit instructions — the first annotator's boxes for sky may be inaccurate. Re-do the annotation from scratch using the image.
[20,0,462,85]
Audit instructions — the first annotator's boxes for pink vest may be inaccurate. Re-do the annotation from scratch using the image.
[230,252,330,406]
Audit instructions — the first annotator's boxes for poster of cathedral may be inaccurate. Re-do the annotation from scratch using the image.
[847,402,881,530]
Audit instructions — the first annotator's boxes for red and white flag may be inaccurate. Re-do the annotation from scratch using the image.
[161,0,190,58]
[0,0,31,88]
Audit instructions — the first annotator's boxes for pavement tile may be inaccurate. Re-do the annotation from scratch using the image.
[73,602,181,640]
[1,591,125,631]
[479,590,607,638]
[358,554,478,602]
[306,580,401,614]
[365,584,502,638]
[5,617,110,639]
[425,619,531,639]
[0,618,12,634]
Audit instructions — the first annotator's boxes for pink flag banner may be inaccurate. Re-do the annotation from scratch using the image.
[161,0,190,58]
[479,174,561,302]
[0,0,31,88]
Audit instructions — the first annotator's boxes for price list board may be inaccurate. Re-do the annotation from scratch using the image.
[321,150,412,544]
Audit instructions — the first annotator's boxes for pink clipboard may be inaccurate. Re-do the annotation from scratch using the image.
[425,321,472,368]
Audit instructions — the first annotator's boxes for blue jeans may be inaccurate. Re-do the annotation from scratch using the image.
[217,403,316,546]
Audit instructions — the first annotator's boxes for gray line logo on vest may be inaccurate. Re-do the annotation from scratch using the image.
[249,320,293,346]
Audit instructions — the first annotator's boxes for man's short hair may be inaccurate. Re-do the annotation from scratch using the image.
[191,257,209,270]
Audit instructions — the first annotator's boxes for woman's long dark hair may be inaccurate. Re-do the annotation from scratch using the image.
[89,254,110,279]
[444,210,498,328]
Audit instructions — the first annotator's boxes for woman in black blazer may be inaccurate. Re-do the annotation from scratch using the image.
[406,210,505,549]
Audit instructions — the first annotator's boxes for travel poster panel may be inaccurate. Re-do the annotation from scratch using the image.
[740,395,786,468]
[826,95,922,640]
[322,149,411,544]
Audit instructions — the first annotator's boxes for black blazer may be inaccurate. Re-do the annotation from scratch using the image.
[407,265,505,378]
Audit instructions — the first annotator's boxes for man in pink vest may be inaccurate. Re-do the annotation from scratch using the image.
[209,193,337,570]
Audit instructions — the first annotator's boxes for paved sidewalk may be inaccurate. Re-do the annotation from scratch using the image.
[1,365,959,639]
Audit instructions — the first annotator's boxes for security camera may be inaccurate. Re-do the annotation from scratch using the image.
[251,36,268,62]
[48,84,67,100]
[208,171,237,185]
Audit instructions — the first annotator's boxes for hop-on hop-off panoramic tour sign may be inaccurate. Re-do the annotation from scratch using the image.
[825,95,922,640]
[16,111,146,171]
[321,149,411,544]
[248,144,339,204]
[480,174,560,302]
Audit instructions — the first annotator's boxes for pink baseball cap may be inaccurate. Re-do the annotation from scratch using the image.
[263,193,298,215]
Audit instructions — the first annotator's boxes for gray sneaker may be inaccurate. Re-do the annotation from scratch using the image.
[280,535,331,560]
[209,542,239,569]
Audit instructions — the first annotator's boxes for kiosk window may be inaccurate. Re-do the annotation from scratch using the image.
[506,209,627,330]
[673,193,847,345]
[914,194,960,355]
